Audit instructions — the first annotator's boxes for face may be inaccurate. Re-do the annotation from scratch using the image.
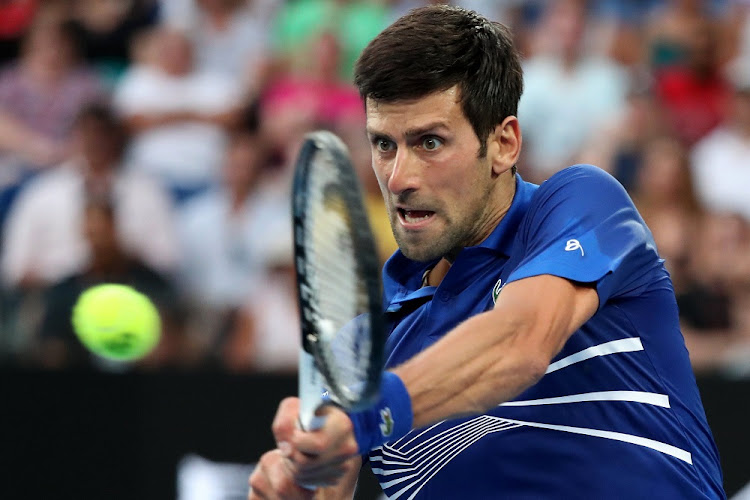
[366,87,501,262]
[74,117,120,169]
[222,133,261,189]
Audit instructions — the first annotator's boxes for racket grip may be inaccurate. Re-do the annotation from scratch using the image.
[297,350,327,491]
[299,349,327,431]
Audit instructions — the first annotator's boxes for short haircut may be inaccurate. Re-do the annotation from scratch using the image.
[354,5,524,157]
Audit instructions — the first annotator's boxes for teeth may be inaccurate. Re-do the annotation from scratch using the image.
[403,211,431,223]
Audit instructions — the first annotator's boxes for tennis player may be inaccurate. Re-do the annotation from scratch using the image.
[249,6,724,499]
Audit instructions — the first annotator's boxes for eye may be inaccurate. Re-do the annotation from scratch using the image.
[422,136,443,151]
[374,138,395,153]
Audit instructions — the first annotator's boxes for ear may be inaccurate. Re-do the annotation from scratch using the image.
[486,116,522,176]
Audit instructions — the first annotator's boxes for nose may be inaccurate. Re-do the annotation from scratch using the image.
[386,147,420,195]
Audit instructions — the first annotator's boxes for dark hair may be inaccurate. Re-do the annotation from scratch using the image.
[354,5,523,157]
[73,102,127,153]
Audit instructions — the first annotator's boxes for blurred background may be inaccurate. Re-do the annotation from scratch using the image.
[1,0,749,498]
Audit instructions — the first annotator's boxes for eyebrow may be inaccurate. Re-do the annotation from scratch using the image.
[367,121,450,140]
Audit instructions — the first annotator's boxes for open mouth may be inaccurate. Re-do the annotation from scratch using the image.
[398,208,435,225]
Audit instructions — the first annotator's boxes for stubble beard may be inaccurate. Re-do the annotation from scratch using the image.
[390,195,491,263]
[393,216,465,262]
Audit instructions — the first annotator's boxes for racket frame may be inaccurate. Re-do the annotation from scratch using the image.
[292,131,385,430]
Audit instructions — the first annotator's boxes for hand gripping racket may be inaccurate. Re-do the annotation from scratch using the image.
[292,130,386,432]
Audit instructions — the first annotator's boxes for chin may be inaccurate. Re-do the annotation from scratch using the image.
[398,242,444,262]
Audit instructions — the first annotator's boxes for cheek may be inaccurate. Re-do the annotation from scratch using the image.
[372,161,390,188]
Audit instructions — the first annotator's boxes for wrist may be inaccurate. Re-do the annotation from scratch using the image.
[348,371,413,454]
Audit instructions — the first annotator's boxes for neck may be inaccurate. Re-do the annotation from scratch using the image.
[469,171,516,248]
[425,173,516,288]
[230,184,252,213]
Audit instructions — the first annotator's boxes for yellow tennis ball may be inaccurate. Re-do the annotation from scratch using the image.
[72,284,161,362]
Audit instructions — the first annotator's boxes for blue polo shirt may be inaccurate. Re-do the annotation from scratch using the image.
[369,165,724,499]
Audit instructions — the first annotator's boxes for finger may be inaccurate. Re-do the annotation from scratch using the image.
[268,457,315,500]
[294,464,348,486]
[248,459,276,500]
[286,450,353,472]
[292,408,358,459]
[272,398,301,449]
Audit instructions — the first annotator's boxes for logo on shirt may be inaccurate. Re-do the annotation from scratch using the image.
[491,278,505,305]
[379,407,394,437]
[565,239,584,256]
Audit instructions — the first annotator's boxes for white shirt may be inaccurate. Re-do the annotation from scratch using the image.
[176,187,290,308]
[691,125,750,220]
[162,6,269,81]
[246,270,300,373]
[114,66,241,187]
[1,160,179,287]
[518,55,629,176]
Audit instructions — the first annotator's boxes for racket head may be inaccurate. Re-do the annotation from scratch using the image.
[292,130,385,412]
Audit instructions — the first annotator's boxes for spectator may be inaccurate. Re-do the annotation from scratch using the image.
[261,31,363,170]
[518,0,629,181]
[678,212,750,372]
[1,103,178,290]
[114,27,244,204]
[579,78,669,191]
[0,10,106,171]
[221,229,299,373]
[68,0,160,85]
[630,136,701,293]
[690,63,750,221]
[645,0,729,70]
[653,18,731,145]
[0,0,39,65]
[176,109,286,358]
[0,9,107,230]
[159,0,271,94]
[33,196,182,371]
[271,0,388,80]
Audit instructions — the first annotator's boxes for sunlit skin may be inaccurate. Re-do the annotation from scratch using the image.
[366,86,520,268]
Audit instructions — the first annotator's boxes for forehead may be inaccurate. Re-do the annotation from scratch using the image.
[365,86,467,135]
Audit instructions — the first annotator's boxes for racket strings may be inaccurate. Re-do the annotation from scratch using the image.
[303,151,374,401]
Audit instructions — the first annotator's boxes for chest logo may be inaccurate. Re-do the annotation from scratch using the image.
[491,278,505,305]
[565,239,584,256]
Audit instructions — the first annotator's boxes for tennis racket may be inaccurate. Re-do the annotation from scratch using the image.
[292,130,386,432]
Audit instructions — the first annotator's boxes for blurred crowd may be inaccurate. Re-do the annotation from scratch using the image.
[0,0,749,376]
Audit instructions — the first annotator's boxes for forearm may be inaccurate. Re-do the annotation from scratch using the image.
[392,276,599,429]
[393,308,547,428]
[0,113,56,159]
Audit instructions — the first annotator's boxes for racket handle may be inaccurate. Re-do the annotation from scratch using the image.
[298,349,327,431]
[298,349,326,491]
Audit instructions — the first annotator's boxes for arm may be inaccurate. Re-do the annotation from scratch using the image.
[394,273,599,428]
[0,112,67,166]
[123,108,241,134]
[284,274,598,476]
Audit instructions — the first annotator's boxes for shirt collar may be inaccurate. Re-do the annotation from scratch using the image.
[475,173,537,257]
[382,173,538,306]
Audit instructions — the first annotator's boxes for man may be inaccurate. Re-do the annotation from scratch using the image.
[2,103,178,289]
[249,6,724,499]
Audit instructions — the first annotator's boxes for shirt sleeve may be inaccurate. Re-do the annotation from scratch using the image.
[507,165,663,307]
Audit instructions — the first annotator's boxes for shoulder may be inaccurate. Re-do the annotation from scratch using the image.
[535,164,628,202]
[19,166,79,202]
[519,165,639,239]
